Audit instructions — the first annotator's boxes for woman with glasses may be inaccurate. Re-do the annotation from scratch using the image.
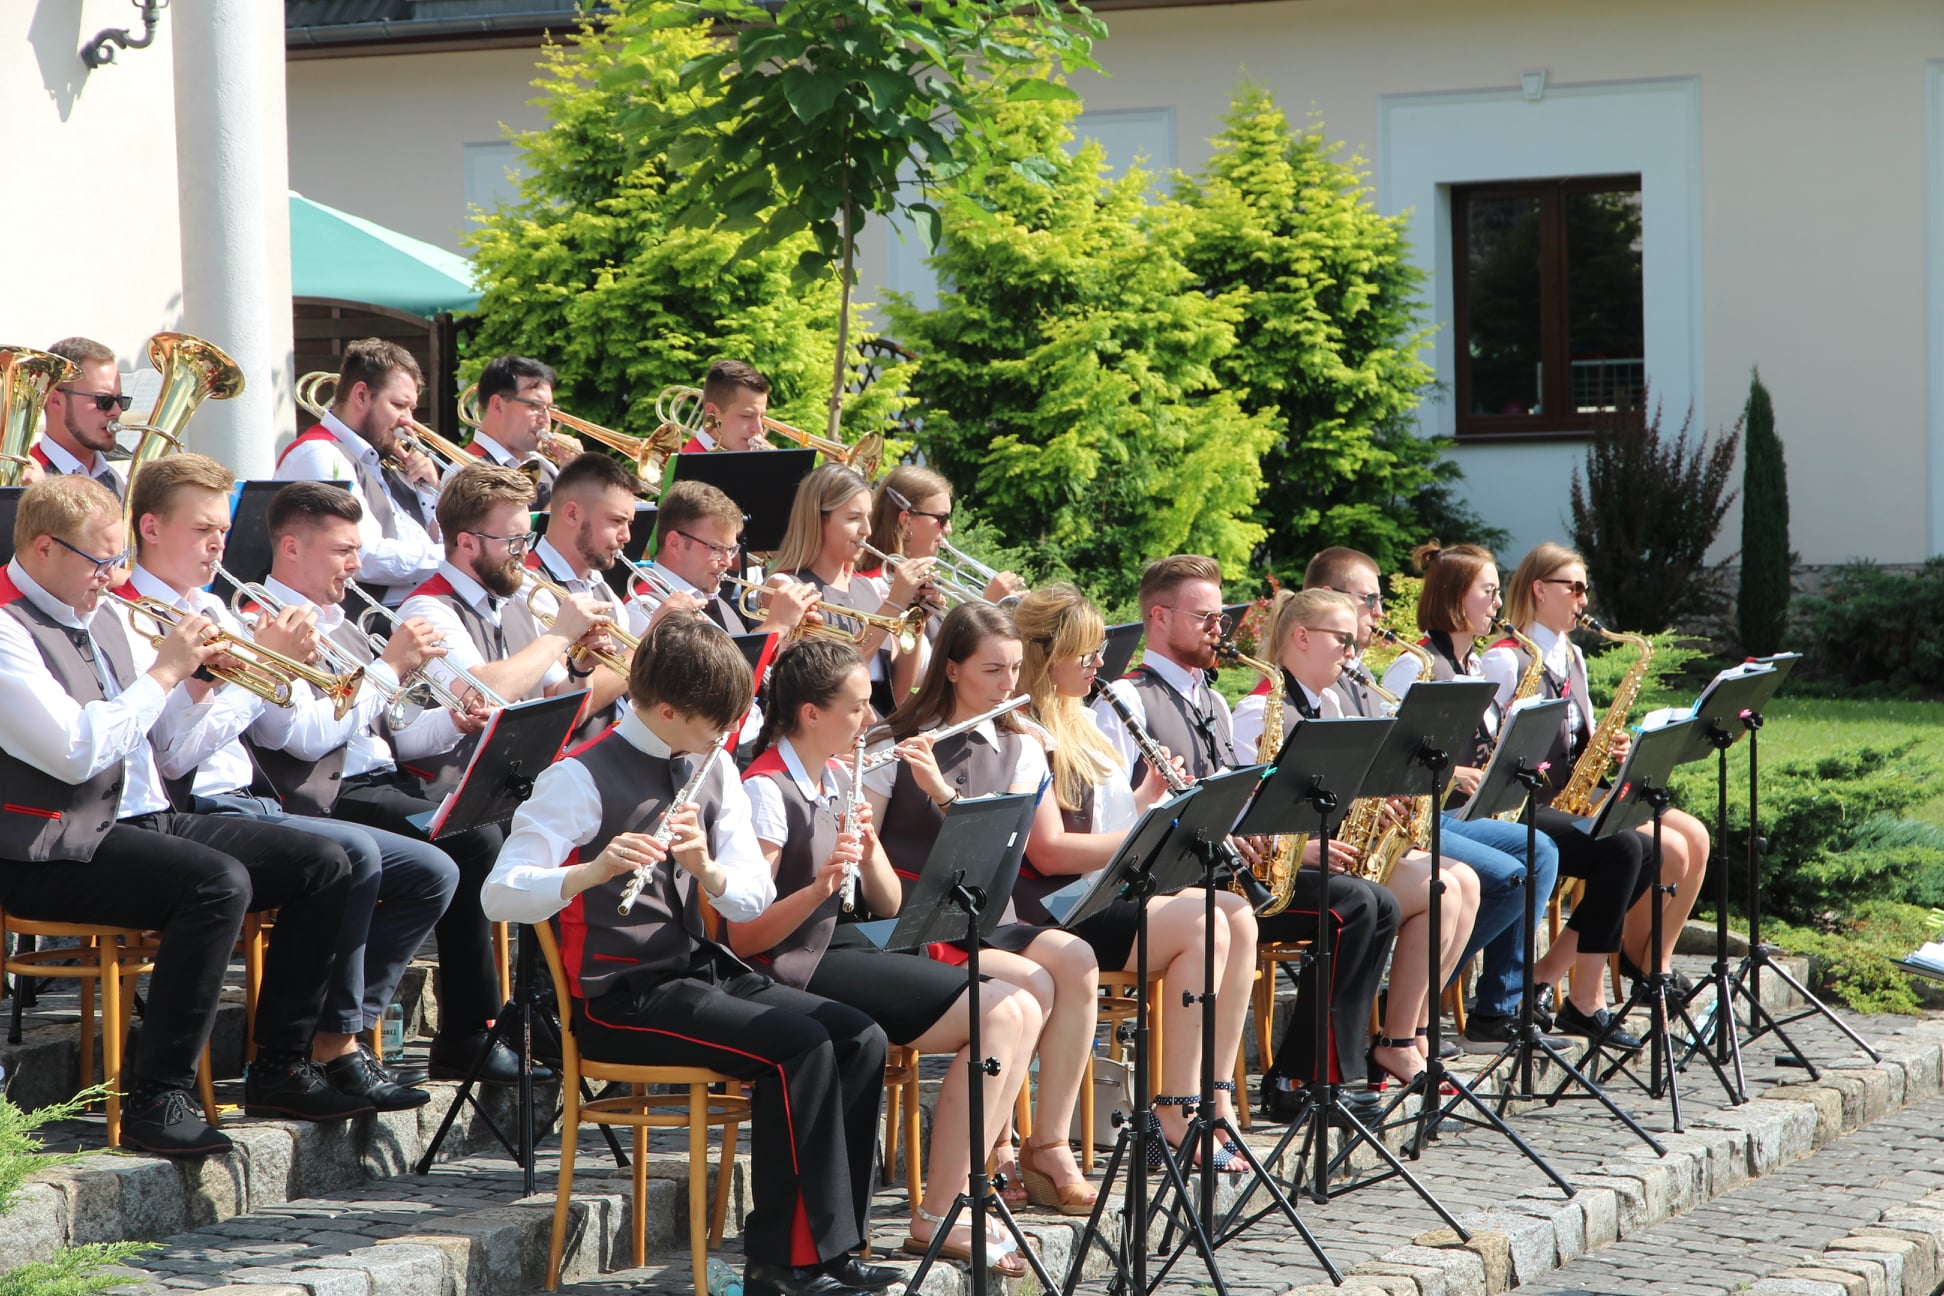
[864,601,1101,1215]
[1012,585,1256,1170]
[1482,542,1705,1023]
[728,639,1042,1274]
[771,464,935,716]
[1233,588,1483,1091]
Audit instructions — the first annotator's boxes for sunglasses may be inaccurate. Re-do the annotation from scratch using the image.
[58,388,133,414]
[1307,626,1357,651]
[50,534,132,579]
[905,507,952,525]
[1167,607,1234,634]
[1542,578,1592,598]
[1328,586,1383,612]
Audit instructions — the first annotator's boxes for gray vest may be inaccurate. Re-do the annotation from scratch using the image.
[1494,634,1591,804]
[403,580,548,797]
[243,619,384,816]
[743,753,842,990]
[877,729,1022,922]
[553,732,734,999]
[1122,665,1231,785]
[0,594,137,862]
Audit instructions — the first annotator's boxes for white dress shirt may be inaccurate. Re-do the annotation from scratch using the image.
[482,708,773,924]
[1076,711,1138,833]
[747,737,846,846]
[396,560,570,757]
[38,436,121,487]
[1479,622,1584,738]
[1383,643,1501,741]
[0,559,171,816]
[275,411,442,595]
[530,537,648,639]
[1230,677,1341,765]
[1090,650,1234,775]
[468,430,519,469]
[862,717,1049,800]
[245,576,405,778]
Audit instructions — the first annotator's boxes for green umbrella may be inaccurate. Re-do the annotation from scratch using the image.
[289,191,481,317]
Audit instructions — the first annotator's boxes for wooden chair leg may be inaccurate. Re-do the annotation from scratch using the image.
[688,1083,709,1296]
[98,939,119,1146]
[1014,1075,1031,1145]
[544,1071,580,1291]
[78,950,96,1102]
[493,923,513,1009]
[198,1043,219,1126]
[633,1085,649,1269]
[901,1079,921,1212]
[710,1117,738,1247]
[1252,959,1275,1076]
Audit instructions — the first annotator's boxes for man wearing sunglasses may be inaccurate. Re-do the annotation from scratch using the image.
[33,337,130,497]
[276,338,442,605]
[466,354,566,509]
[1301,546,1394,719]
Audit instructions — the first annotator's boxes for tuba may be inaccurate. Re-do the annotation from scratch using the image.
[1552,615,1654,819]
[0,347,77,486]
[123,332,246,521]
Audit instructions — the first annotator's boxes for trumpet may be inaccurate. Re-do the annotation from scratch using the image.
[771,584,927,654]
[217,565,370,721]
[106,591,336,712]
[295,371,473,475]
[656,384,885,479]
[860,695,1033,776]
[523,571,637,677]
[344,579,510,718]
[617,731,732,915]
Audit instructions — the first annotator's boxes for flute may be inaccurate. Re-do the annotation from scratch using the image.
[616,732,732,916]
[858,694,1032,776]
[840,733,866,912]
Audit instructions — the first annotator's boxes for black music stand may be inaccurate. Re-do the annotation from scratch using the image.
[872,792,1055,1296]
[1567,719,1735,1132]
[1449,702,1667,1155]
[1217,717,1478,1240]
[412,694,589,1191]
[212,480,285,593]
[665,449,816,553]
[1099,622,1144,684]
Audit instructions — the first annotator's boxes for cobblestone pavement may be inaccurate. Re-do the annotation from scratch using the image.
[1518,1093,1944,1296]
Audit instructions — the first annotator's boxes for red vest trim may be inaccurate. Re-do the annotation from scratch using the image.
[556,874,591,1000]
[29,445,52,471]
[742,746,790,782]
[1487,637,1522,652]
[681,436,710,455]
[466,441,489,458]
[276,424,344,468]
[1248,676,1271,697]
[407,574,458,602]
[0,569,23,606]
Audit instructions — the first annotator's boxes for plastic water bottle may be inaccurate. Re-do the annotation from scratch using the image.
[706,1257,743,1296]
[381,1002,406,1057]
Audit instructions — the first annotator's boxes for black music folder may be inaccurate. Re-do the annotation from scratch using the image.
[414,693,585,840]
[860,791,1040,951]
[1458,699,1569,820]
[214,480,285,595]
[1100,621,1144,683]
[666,448,817,552]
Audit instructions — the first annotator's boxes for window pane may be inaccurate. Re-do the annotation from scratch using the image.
[1464,193,1543,417]
[1564,189,1644,413]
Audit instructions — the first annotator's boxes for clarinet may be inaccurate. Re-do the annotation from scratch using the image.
[840,733,866,912]
[1088,680,1277,913]
[616,732,732,916]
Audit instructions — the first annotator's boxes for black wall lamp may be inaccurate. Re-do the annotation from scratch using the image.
[83,0,169,70]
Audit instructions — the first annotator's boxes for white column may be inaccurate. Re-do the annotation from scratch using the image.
[171,0,295,479]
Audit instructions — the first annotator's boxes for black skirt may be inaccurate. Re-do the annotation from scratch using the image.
[805,925,975,1045]
[1070,897,1140,973]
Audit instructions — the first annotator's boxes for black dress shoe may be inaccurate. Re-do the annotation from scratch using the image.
[244,1056,375,1121]
[744,1261,869,1296]
[324,1045,432,1111]
[427,1031,553,1085]
[121,1085,233,1157]
[1256,1079,1312,1124]
[1531,983,1558,1031]
[822,1256,904,1291]
[1554,1000,1644,1051]
[1329,1090,1385,1129]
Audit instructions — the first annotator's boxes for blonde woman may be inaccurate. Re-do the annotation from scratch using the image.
[1014,585,1257,1168]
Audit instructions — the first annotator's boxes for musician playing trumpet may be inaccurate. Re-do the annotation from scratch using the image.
[485,616,897,1296]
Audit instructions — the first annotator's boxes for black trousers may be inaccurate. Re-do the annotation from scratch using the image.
[333,769,506,1035]
[1537,807,1651,955]
[575,966,887,1267]
[0,812,351,1089]
[1256,869,1400,1087]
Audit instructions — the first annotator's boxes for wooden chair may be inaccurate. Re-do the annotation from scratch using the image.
[2,911,218,1148]
[534,924,749,1294]
[881,1043,923,1210]
[1251,941,1311,1076]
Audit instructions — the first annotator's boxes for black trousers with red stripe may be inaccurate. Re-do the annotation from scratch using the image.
[1255,870,1400,1088]
[574,966,887,1267]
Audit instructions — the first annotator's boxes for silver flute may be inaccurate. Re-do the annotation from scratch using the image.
[617,732,732,915]
[840,733,866,912]
[859,694,1032,775]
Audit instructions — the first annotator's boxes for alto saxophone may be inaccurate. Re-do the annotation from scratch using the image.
[1552,615,1654,819]
[1332,664,1426,888]
[1216,639,1301,917]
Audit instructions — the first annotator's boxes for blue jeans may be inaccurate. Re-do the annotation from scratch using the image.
[1439,813,1558,1017]
[194,793,460,1035]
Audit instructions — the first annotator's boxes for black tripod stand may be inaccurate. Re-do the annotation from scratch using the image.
[415,925,622,1192]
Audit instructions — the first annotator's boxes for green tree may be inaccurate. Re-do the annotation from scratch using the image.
[462,12,905,443]
[1166,87,1490,578]
[1737,368,1793,655]
[885,97,1277,605]
[610,0,1102,434]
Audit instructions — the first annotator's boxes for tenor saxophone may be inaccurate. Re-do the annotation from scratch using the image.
[1552,615,1653,818]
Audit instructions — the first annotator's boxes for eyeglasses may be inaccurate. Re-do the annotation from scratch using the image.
[905,507,952,525]
[1481,585,1501,600]
[1329,586,1383,612]
[1077,644,1107,667]
[1166,607,1233,634]
[466,529,534,557]
[50,534,132,579]
[57,388,133,414]
[1305,626,1357,651]
[674,529,740,561]
[506,393,556,415]
[1542,578,1592,598]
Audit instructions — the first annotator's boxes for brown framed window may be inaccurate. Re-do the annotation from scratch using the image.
[1452,176,1644,440]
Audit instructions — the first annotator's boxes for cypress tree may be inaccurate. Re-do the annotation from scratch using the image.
[1737,368,1792,655]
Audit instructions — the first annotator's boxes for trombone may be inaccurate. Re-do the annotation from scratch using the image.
[723,574,926,653]
[460,380,685,492]
[106,591,356,714]
[523,571,637,677]
[295,371,474,475]
[343,579,511,719]
[860,541,991,610]
[456,382,578,466]
[656,384,885,479]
